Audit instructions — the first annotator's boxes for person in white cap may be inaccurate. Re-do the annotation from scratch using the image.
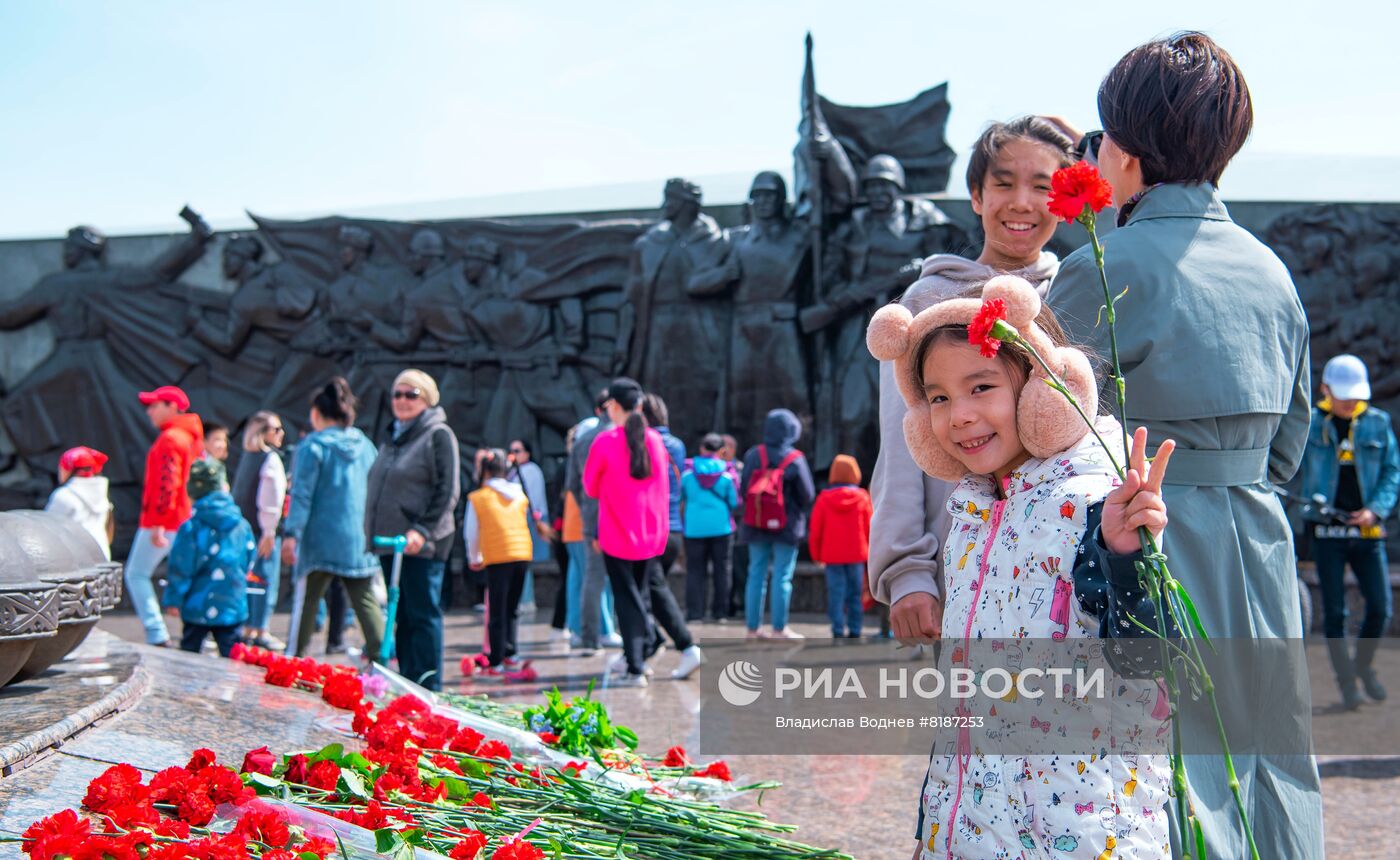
[1301,354,1400,709]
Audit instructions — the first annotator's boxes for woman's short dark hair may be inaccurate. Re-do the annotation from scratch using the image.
[1097,31,1253,186]
[311,377,357,426]
[700,433,725,454]
[965,116,1076,196]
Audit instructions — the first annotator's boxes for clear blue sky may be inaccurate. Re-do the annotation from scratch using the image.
[1,1,1395,238]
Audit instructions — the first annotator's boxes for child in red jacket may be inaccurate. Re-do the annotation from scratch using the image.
[808,454,872,638]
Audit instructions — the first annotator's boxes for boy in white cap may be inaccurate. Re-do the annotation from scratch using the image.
[1302,354,1400,709]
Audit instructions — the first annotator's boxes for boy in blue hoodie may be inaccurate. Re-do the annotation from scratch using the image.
[163,459,257,657]
[681,433,739,621]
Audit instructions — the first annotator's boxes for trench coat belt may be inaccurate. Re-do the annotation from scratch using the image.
[1154,446,1269,487]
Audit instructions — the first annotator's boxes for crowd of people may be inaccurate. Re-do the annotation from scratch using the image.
[47,364,885,693]
[33,29,1400,860]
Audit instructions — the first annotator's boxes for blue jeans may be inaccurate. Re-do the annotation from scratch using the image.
[245,537,282,631]
[578,541,618,646]
[1315,537,1392,639]
[565,541,586,633]
[388,555,446,691]
[125,526,173,645]
[825,563,863,636]
[746,540,799,631]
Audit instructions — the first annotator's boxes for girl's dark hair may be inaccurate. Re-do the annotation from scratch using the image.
[966,116,1076,196]
[625,411,653,480]
[310,377,357,426]
[641,393,670,428]
[511,438,533,459]
[913,286,1075,392]
[477,447,508,483]
[1097,31,1253,186]
[202,420,227,437]
[700,432,725,454]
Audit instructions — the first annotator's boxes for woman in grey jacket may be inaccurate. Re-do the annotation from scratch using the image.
[870,116,1076,643]
[365,369,461,691]
[1046,33,1321,860]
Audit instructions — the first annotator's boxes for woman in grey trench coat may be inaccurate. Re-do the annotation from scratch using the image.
[1047,33,1322,859]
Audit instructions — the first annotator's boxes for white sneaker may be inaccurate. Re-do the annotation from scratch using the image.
[771,628,805,641]
[671,645,704,680]
[548,628,572,644]
[601,632,623,648]
[612,672,649,688]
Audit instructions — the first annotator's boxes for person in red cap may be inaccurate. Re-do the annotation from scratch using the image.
[127,385,204,646]
[45,446,114,560]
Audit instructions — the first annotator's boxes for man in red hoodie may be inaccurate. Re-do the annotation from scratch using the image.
[808,454,872,639]
[126,385,204,646]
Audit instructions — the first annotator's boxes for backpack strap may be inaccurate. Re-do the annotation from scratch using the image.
[758,446,769,471]
[775,450,801,472]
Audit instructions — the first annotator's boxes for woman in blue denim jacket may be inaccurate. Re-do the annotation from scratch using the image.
[1301,355,1400,709]
[282,378,385,660]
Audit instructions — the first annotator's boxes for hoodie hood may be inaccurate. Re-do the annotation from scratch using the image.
[165,412,206,459]
[828,454,862,486]
[61,476,110,515]
[691,455,727,489]
[822,485,869,511]
[192,490,246,531]
[904,252,1059,313]
[313,425,372,460]
[486,477,525,501]
[762,409,802,454]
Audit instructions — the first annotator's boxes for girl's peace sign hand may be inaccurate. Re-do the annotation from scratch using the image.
[1102,426,1175,555]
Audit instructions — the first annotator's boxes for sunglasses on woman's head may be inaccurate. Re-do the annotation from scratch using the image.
[392,389,422,400]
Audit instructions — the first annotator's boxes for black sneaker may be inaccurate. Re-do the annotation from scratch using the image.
[1341,680,1364,711]
[1360,669,1389,702]
[326,643,348,655]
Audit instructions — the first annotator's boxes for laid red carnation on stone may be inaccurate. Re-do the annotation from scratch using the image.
[240,746,276,776]
[661,745,691,767]
[693,760,733,781]
[492,840,545,860]
[448,829,489,860]
[320,672,364,710]
[82,763,148,814]
[478,740,511,760]
[232,805,292,849]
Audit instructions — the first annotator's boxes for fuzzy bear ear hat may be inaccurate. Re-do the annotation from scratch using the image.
[866,275,1099,482]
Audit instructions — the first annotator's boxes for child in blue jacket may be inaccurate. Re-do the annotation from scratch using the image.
[163,459,257,657]
[681,433,739,622]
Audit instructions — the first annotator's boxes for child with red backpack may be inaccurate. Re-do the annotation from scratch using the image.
[808,454,872,639]
[740,408,815,640]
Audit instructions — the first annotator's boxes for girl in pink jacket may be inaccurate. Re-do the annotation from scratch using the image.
[583,377,669,686]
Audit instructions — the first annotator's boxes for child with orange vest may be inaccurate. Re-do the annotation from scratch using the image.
[465,448,534,675]
[809,454,873,638]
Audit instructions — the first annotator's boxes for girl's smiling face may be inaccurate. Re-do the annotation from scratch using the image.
[920,335,1031,484]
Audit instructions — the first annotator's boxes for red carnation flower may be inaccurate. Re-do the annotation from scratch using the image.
[298,836,337,859]
[147,766,194,804]
[195,765,252,806]
[492,841,546,860]
[468,791,493,810]
[264,659,298,687]
[261,852,297,860]
[968,298,1008,359]
[449,830,489,860]
[177,791,216,826]
[1047,161,1114,224]
[561,761,588,777]
[83,763,148,814]
[661,745,690,767]
[477,740,511,760]
[100,801,161,832]
[185,832,252,860]
[431,754,465,775]
[694,760,733,781]
[240,746,277,776]
[536,732,559,745]
[22,809,91,860]
[307,759,341,792]
[450,727,484,755]
[384,694,432,719]
[186,748,218,773]
[373,771,405,800]
[233,807,291,849]
[352,704,377,736]
[321,673,364,711]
